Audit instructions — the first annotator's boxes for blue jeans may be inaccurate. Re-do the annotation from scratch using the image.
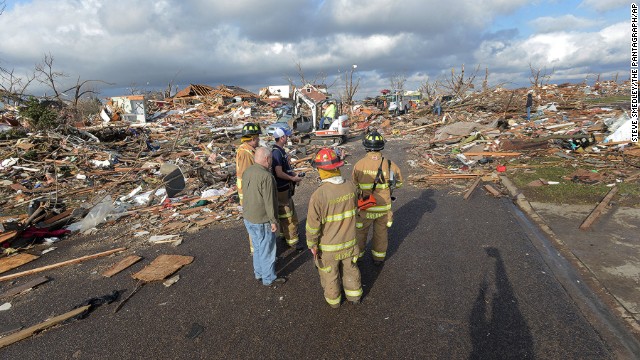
[320,117,332,129]
[243,219,277,285]
[526,106,531,121]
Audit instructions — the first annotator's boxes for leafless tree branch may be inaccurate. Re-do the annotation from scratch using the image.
[35,53,68,99]
[389,72,407,91]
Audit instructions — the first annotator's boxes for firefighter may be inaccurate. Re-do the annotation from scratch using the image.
[236,122,261,254]
[306,147,362,308]
[271,128,303,249]
[352,131,403,265]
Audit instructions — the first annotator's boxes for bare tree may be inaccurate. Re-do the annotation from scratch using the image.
[127,82,144,95]
[63,76,112,108]
[389,72,407,91]
[528,62,554,88]
[0,66,36,101]
[164,71,181,99]
[0,1,5,15]
[441,64,480,98]
[35,53,68,99]
[285,59,337,89]
[482,67,489,92]
[418,77,437,101]
[340,65,360,107]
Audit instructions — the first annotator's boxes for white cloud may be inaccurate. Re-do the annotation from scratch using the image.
[580,0,629,12]
[473,21,627,86]
[529,15,602,33]
[0,0,630,97]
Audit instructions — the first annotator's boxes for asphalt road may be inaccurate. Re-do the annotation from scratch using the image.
[0,137,635,359]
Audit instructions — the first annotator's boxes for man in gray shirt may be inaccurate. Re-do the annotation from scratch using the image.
[241,147,286,287]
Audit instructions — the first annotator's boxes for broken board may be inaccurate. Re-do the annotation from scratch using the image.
[0,276,50,299]
[102,255,143,277]
[0,253,39,274]
[0,230,19,245]
[132,255,193,282]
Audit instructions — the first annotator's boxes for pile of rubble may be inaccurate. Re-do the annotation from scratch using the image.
[0,80,637,256]
[364,81,638,191]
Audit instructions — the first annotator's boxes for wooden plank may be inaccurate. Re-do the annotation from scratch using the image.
[0,253,39,274]
[0,247,126,282]
[0,230,19,245]
[178,207,205,215]
[133,255,193,282]
[580,186,618,230]
[0,214,28,223]
[42,208,74,225]
[0,305,91,349]
[0,276,50,299]
[483,184,502,197]
[463,177,482,200]
[462,152,522,157]
[429,174,479,179]
[102,255,143,278]
[160,221,189,232]
[194,217,218,227]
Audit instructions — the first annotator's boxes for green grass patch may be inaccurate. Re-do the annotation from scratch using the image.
[583,95,629,104]
[507,157,640,207]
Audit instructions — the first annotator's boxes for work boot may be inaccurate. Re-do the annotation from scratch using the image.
[349,299,361,305]
[268,277,287,288]
[329,303,341,309]
[294,242,305,251]
[373,260,384,266]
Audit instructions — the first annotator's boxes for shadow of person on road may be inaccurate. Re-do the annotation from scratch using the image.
[386,188,436,259]
[469,247,534,359]
[360,189,436,299]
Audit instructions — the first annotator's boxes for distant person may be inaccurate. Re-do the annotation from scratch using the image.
[241,147,286,287]
[526,91,533,121]
[306,147,362,308]
[271,128,303,249]
[433,97,441,116]
[320,102,337,129]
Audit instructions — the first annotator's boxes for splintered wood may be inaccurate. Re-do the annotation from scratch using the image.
[0,253,40,274]
[132,254,194,282]
[579,186,619,230]
[102,255,143,277]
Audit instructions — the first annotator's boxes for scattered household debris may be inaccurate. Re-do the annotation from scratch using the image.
[0,247,126,282]
[0,80,637,328]
[102,255,143,277]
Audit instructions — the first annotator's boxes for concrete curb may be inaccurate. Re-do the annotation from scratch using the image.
[499,175,640,346]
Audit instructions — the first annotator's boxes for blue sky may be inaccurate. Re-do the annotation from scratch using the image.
[490,0,627,37]
[0,0,632,99]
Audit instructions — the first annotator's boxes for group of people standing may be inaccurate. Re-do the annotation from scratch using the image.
[235,123,403,308]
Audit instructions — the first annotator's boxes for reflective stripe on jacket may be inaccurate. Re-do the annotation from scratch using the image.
[352,151,403,212]
[306,180,358,256]
[236,142,255,195]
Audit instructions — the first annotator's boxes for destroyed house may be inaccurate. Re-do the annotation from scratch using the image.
[173,84,259,105]
[298,84,328,103]
[104,95,148,124]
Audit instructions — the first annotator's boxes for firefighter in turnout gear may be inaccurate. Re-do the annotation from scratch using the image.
[352,131,403,265]
[237,122,261,253]
[306,148,362,308]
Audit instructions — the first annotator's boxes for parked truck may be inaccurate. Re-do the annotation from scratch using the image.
[385,90,411,115]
